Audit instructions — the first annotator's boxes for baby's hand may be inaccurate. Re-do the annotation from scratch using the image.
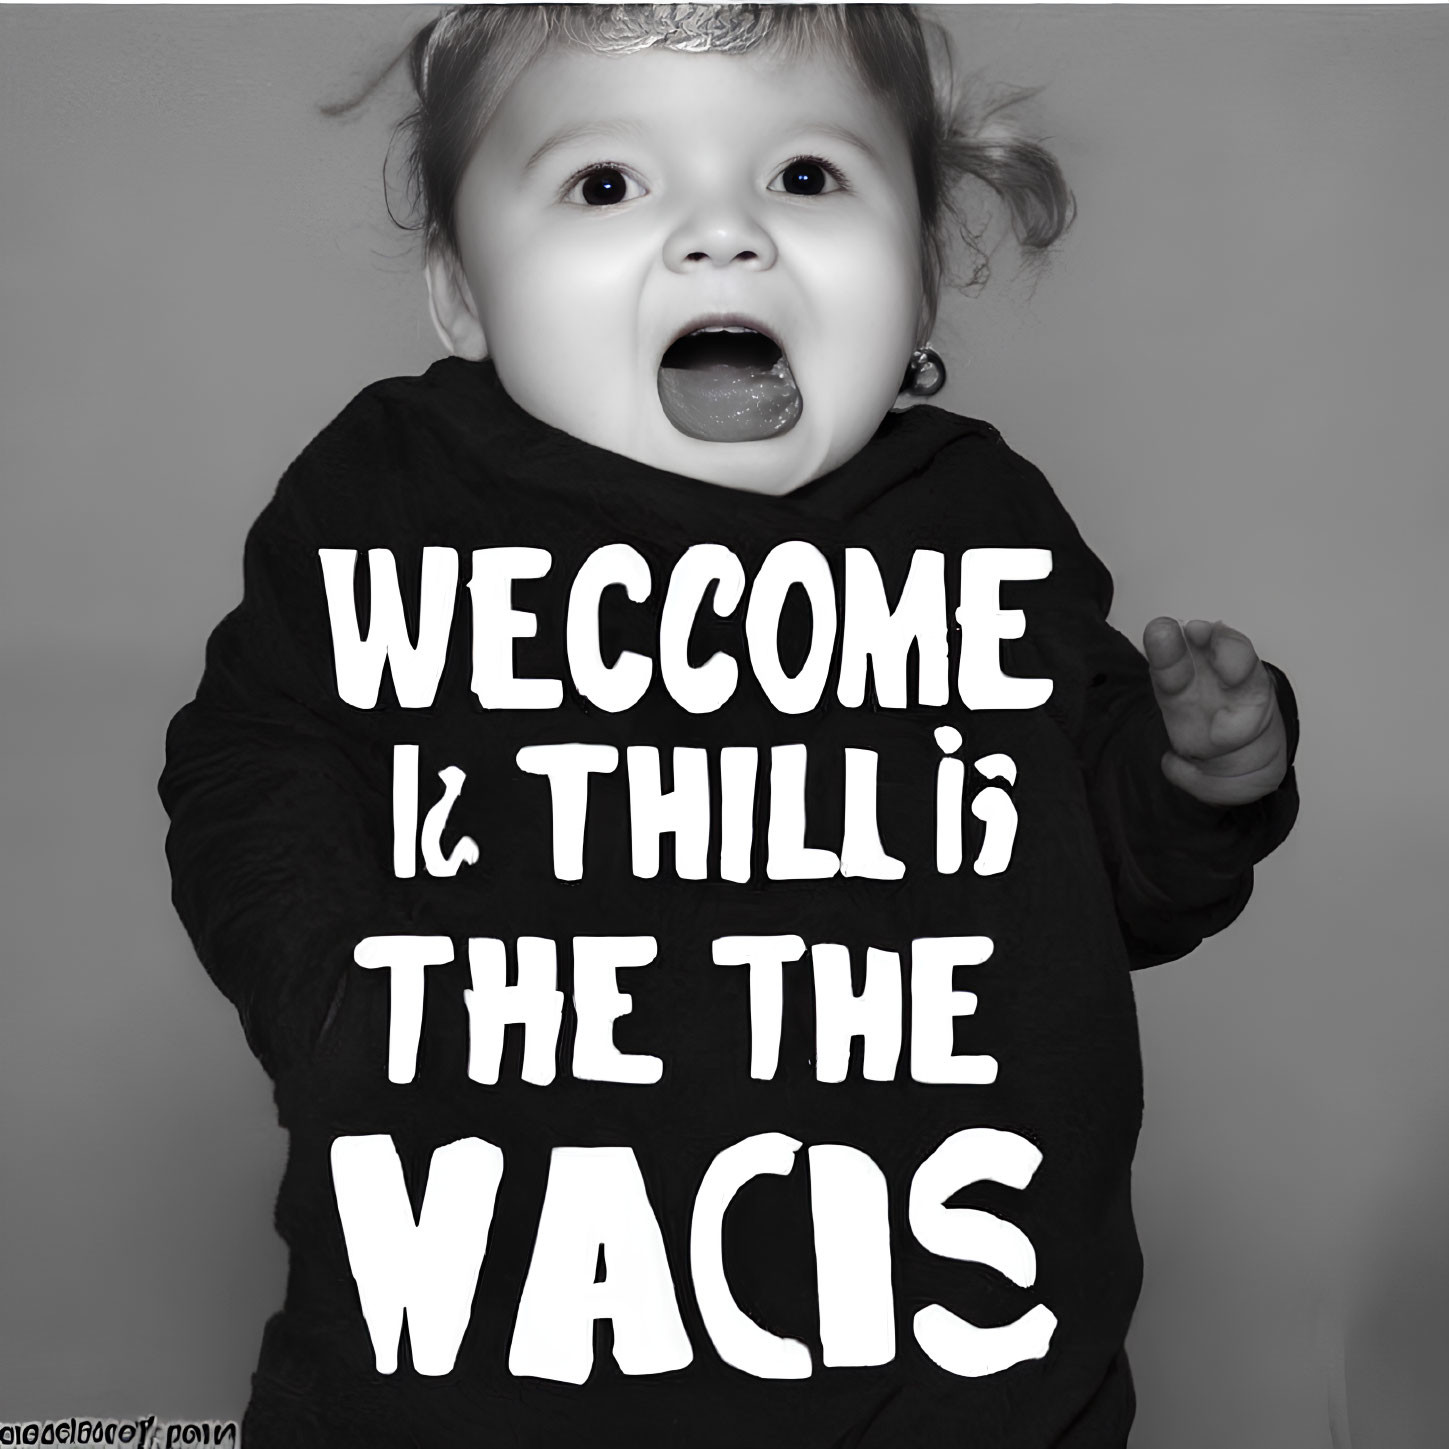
[1142,617,1289,807]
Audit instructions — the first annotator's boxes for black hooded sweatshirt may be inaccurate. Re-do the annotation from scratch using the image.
[159,356,1299,1449]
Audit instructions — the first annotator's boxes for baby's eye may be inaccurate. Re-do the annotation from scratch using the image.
[566,165,644,207]
[769,157,846,197]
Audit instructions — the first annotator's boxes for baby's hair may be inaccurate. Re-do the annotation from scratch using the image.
[330,4,1075,320]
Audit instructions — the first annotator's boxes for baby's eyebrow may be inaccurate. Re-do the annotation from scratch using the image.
[523,120,646,174]
[796,122,885,166]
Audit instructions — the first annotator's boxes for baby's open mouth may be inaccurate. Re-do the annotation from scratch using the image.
[657,324,802,444]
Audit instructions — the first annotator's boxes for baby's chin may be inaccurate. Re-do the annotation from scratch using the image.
[499,367,871,495]
[637,425,837,497]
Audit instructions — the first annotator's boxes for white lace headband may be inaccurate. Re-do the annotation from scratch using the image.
[420,3,780,95]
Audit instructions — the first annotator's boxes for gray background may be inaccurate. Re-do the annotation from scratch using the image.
[1,6,1444,1444]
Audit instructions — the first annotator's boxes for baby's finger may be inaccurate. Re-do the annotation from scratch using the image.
[1161,747,1286,807]
[1163,686,1289,798]
[1142,616,1194,696]
[1182,618,1215,650]
[1205,623,1261,690]
[1203,684,1282,759]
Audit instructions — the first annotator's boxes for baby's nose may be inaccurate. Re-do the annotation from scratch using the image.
[663,201,778,272]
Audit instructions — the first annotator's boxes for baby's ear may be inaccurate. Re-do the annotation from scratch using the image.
[424,248,487,359]
[915,292,939,359]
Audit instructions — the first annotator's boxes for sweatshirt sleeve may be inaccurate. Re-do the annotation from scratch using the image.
[158,472,401,1080]
[998,451,1301,971]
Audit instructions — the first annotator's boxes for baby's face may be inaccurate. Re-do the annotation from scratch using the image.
[438,45,925,494]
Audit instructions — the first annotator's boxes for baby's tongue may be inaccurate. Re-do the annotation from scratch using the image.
[657,328,802,443]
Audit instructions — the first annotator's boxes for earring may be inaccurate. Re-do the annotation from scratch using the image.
[901,345,947,398]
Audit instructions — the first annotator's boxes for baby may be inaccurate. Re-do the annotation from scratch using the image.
[159,6,1299,1447]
